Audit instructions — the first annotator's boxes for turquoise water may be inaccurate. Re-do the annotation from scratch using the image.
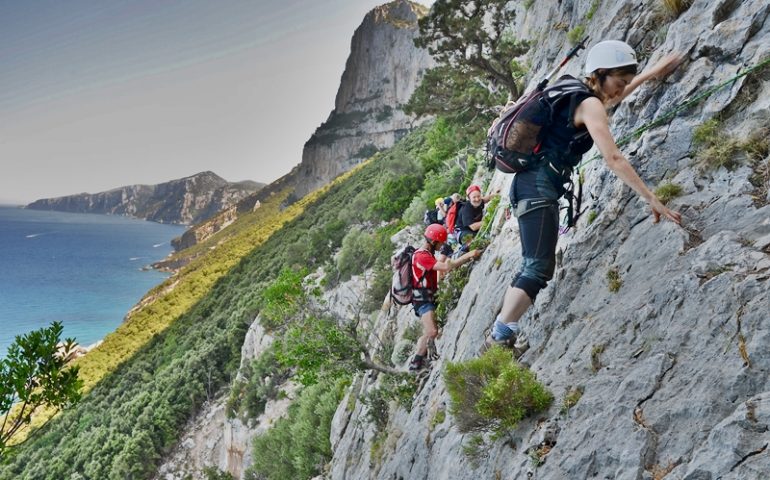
[0,206,186,357]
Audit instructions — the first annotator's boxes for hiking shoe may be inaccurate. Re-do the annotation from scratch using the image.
[512,334,530,358]
[408,355,425,373]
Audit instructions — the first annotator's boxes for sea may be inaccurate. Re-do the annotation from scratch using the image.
[0,206,187,358]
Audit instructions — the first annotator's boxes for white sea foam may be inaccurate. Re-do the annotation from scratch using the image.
[26,233,43,238]
[153,242,165,247]
[129,257,143,261]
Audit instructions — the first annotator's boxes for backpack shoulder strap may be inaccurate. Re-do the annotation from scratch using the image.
[543,75,596,125]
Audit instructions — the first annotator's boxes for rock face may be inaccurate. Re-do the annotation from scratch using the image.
[326,0,770,478]
[153,321,298,480]
[291,0,434,199]
[26,171,263,225]
[154,271,371,479]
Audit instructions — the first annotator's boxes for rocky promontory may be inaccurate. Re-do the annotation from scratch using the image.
[26,171,264,225]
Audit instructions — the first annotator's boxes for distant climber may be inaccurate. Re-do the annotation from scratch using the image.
[436,197,449,224]
[488,41,683,350]
[409,224,482,372]
[454,184,499,251]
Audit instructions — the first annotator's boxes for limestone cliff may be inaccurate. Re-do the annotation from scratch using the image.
[164,0,433,255]
[291,0,434,199]
[25,171,263,225]
[327,0,770,478]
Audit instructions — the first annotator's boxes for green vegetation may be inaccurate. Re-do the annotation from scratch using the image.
[0,126,438,479]
[408,0,529,134]
[586,0,601,20]
[430,408,446,430]
[567,24,586,45]
[654,182,684,205]
[245,378,347,480]
[692,119,742,171]
[202,467,235,480]
[444,346,553,435]
[226,345,291,420]
[660,0,693,17]
[560,386,584,415]
[586,210,598,225]
[1,323,82,458]
[606,267,622,293]
[693,120,770,179]
[257,267,309,331]
[435,264,473,328]
[461,434,488,467]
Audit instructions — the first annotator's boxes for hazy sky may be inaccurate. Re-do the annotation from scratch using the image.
[0,0,434,204]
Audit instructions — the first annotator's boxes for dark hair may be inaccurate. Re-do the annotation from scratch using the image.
[587,64,639,99]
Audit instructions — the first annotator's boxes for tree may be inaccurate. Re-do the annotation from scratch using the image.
[0,322,83,458]
[406,0,529,128]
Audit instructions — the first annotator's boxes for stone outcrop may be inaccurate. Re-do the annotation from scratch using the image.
[153,321,297,480]
[26,171,263,225]
[161,0,432,254]
[326,0,770,478]
[291,0,434,199]
[154,269,372,479]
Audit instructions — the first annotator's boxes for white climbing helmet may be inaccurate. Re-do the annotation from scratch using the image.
[584,40,638,74]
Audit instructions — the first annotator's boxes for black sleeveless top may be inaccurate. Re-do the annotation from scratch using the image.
[538,76,596,168]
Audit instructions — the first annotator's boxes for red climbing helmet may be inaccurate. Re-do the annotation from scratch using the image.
[424,224,448,243]
[466,184,481,196]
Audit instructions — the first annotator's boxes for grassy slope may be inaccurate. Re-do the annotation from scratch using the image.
[0,129,427,480]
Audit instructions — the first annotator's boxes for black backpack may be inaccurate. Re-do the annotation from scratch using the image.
[486,75,595,174]
[423,208,440,226]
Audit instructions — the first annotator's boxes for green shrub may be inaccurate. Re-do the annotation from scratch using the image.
[567,24,586,45]
[226,345,291,420]
[336,227,392,281]
[361,262,394,313]
[586,0,601,20]
[461,434,489,468]
[203,467,235,480]
[660,0,693,17]
[435,264,473,327]
[246,379,348,480]
[654,182,684,204]
[444,346,553,434]
[257,268,308,331]
[606,267,622,293]
[419,118,468,174]
[361,374,418,432]
[560,386,584,415]
[692,119,743,171]
[277,316,360,385]
[692,119,720,146]
[586,210,598,225]
[370,174,424,221]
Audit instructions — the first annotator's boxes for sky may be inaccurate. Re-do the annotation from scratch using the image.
[0,0,434,205]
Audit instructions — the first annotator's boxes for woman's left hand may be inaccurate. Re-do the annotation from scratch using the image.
[649,53,685,80]
[650,196,682,225]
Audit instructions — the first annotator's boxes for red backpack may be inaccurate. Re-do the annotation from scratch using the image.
[445,200,464,233]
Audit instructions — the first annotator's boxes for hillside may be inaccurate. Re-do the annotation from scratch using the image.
[25,171,264,225]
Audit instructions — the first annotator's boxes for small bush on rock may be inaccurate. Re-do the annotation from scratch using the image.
[444,346,553,435]
[654,182,684,204]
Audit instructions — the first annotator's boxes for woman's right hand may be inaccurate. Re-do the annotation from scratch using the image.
[649,197,682,224]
